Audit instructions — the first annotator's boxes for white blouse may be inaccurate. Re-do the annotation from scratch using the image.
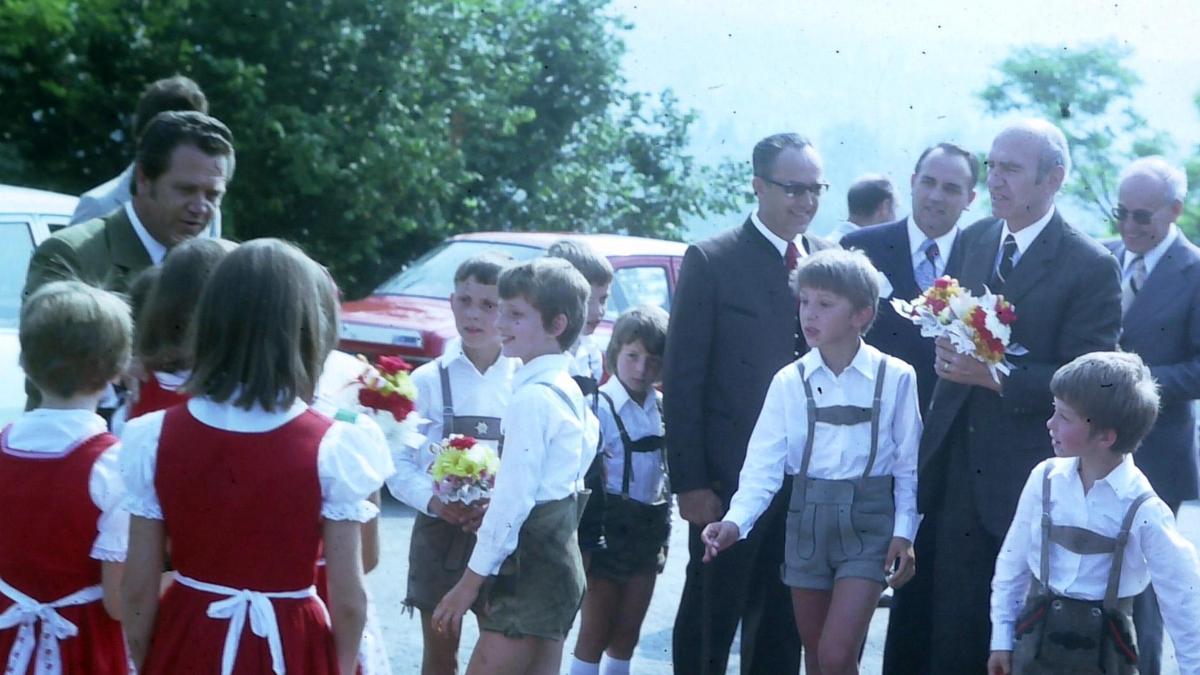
[4,409,128,561]
[119,396,391,523]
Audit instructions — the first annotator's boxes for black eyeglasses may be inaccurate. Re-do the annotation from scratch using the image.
[1111,205,1158,226]
[760,176,830,198]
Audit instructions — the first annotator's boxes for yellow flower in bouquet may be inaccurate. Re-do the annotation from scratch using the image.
[429,434,500,504]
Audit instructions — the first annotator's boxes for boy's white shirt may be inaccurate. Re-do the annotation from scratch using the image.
[385,338,518,514]
[5,408,129,561]
[467,353,600,577]
[723,341,922,542]
[567,333,605,381]
[596,376,666,504]
[990,455,1200,670]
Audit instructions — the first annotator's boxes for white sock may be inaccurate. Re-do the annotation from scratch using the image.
[569,656,600,675]
[600,655,631,675]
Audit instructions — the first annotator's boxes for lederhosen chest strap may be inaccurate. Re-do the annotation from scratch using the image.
[439,364,503,441]
[1038,464,1156,612]
[796,356,889,496]
[597,390,665,499]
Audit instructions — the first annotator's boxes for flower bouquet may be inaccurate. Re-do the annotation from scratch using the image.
[429,434,499,505]
[891,276,1027,383]
[355,354,423,446]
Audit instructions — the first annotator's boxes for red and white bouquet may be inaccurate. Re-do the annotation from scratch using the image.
[354,354,422,445]
[891,276,1027,382]
[429,434,499,505]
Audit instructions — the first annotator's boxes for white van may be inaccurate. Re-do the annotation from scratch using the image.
[0,184,78,425]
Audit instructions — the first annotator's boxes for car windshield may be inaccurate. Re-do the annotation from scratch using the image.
[0,221,34,330]
[374,240,543,298]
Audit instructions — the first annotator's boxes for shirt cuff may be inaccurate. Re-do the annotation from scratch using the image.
[990,624,1015,652]
[723,506,755,541]
[321,499,380,523]
[386,475,435,516]
[892,512,919,542]
[467,546,502,577]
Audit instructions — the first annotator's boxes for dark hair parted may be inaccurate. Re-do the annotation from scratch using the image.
[133,111,234,195]
[21,281,132,399]
[498,258,589,350]
[136,238,236,373]
[1050,351,1160,455]
[606,305,669,371]
[546,239,614,286]
[454,250,514,286]
[914,142,981,186]
[184,239,337,411]
[793,248,881,334]
[134,76,208,139]
[847,175,895,217]
[752,133,814,178]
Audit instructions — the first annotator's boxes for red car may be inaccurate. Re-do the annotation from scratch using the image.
[339,231,688,365]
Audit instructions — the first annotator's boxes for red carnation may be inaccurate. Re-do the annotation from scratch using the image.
[996,303,1017,325]
[933,277,952,290]
[448,436,477,450]
[377,355,413,375]
[358,388,414,422]
[926,297,948,314]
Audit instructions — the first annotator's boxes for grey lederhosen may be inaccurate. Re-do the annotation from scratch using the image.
[782,358,894,590]
[478,381,588,640]
[403,365,504,612]
[1011,464,1153,675]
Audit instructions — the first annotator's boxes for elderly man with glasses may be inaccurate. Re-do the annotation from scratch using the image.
[1104,156,1200,675]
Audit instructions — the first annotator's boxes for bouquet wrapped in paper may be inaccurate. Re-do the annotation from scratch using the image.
[891,276,1027,383]
[429,434,499,505]
[354,354,423,447]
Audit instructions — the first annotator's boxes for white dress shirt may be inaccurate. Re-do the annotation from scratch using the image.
[724,341,922,541]
[567,334,605,381]
[995,206,1056,272]
[119,397,392,523]
[1122,224,1178,282]
[751,211,805,259]
[597,377,667,504]
[4,409,128,561]
[467,354,599,576]
[906,217,958,279]
[386,339,518,514]
[990,456,1200,671]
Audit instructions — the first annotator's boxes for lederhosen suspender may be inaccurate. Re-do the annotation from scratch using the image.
[439,364,503,442]
[1038,464,1155,612]
[597,391,666,499]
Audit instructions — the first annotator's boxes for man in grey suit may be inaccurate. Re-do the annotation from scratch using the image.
[1106,156,1200,675]
[665,133,835,674]
[921,119,1122,673]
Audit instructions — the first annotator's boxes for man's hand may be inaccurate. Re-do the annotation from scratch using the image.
[987,650,1012,675]
[700,521,740,562]
[677,488,723,526]
[935,336,1003,392]
[884,536,915,588]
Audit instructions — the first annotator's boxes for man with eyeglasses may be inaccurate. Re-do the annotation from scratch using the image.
[664,132,835,674]
[1104,156,1200,675]
[918,119,1121,673]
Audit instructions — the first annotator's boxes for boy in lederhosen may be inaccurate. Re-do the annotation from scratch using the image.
[386,252,519,675]
[570,305,670,675]
[547,240,614,559]
[989,352,1200,675]
[432,257,600,675]
[703,248,922,675]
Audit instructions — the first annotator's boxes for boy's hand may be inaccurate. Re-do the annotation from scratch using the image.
[432,571,484,636]
[678,488,723,526]
[427,498,475,526]
[987,650,1012,675]
[461,500,488,533]
[701,521,740,562]
[884,536,915,588]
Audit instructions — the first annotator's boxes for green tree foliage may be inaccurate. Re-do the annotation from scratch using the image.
[978,41,1179,232]
[0,0,743,296]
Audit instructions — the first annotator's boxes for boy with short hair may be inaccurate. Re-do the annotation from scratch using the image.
[547,239,614,554]
[0,281,134,671]
[703,248,921,675]
[385,251,519,675]
[433,257,599,675]
[988,352,1200,675]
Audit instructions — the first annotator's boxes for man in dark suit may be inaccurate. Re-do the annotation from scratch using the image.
[1105,156,1200,675]
[841,142,978,675]
[921,120,1122,673]
[665,133,835,674]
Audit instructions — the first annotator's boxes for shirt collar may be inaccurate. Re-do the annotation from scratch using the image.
[187,395,309,432]
[906,216,959,260]
[599,376,657,415]
[751,211,798,258]
[1125,224,1178,276]
[124,201,168,266]
[798,339,877,381]
[1001,206,1056,256]
[513,353,572,389]
[6,408,108,454]
[1050,454,1144,499]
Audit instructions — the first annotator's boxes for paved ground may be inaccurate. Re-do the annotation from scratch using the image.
[368,496,1200,674]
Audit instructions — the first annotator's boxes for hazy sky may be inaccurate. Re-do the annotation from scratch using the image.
[611,0,1200,238]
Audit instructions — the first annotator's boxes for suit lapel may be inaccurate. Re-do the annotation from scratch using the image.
[107,207,153,271]
[961,219,1003,293]
[1125,235,1200,328]
[997,213,1063,306]
[882,220,920,299]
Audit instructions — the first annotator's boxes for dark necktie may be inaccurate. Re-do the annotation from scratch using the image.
[993,234,1018,291]
[786,241,801,271]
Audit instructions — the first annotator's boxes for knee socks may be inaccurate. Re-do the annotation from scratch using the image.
[569,656,600,675]
[601,655,631,675]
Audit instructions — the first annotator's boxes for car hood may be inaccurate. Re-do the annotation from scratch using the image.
[338,294,457,355]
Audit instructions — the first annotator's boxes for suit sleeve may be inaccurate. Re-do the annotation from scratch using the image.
[23,236,83,301]
[1000,251,1121,414]
[664,243,716,494]
[1148,285,1200,402]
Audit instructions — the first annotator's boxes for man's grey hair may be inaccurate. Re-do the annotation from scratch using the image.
[1119,155,1188,204]
[1007,119,1072,184]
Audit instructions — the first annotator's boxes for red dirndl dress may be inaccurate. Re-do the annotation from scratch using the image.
[141,405,340,674]
[0,430,127,674]
[128,373,189,420]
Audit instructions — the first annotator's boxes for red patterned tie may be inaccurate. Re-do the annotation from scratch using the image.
[786,241,801,270]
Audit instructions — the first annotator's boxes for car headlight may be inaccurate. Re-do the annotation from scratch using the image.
[339,322,424,349]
